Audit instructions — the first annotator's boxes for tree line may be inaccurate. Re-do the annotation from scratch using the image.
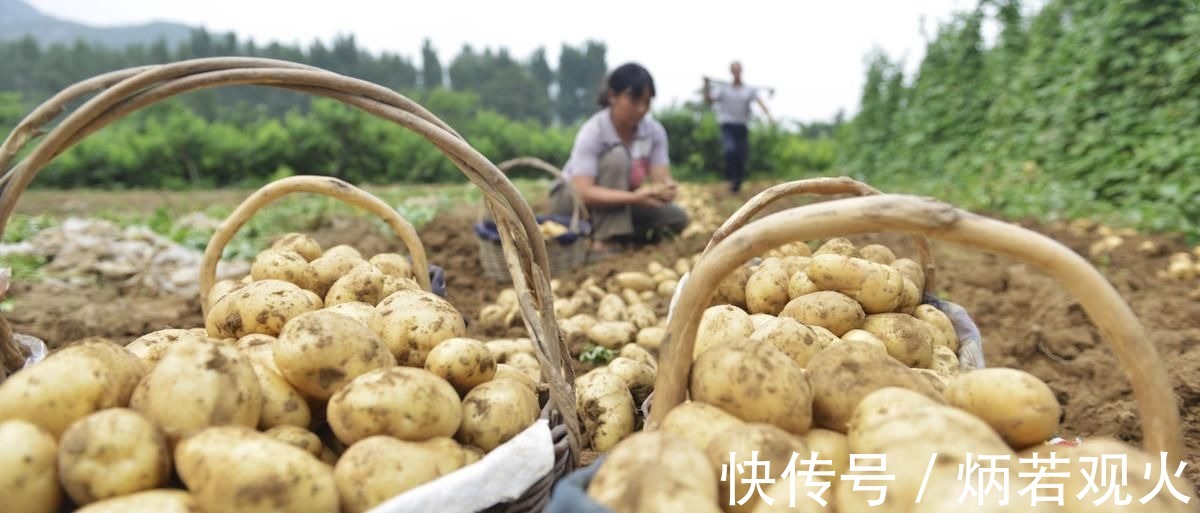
[836,0,1200,235]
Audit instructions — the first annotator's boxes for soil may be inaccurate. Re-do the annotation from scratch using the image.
[4,182,1198,488]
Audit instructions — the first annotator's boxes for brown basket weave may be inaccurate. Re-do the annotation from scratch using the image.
[0,57,581,512]
[478,157,589,282]
[649,193,1187,468]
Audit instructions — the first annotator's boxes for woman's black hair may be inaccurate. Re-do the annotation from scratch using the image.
[596,62,656,107]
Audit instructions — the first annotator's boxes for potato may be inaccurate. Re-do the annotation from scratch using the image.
[891,258,925,292]
[587,321,637,349]
[130,339,261,443]
[838,388,1021,513]
[813,237,859,258]
[478,304,511,331]
[690,338,812,434]
[615,271,656,292]
[787,270,819,299]
[712,264,752,309]
[657,279,679,298]
[0,340,146,437]
[808,325,841,349]
[626,303,658,330]
[647,261,666,274]
[327,367,462,445]
[896,277,921,314]
[576,370,636,451]
[74,489,197,513]
[806,253,904,313]
[125,328,210,367]
[860,313,935,368]
[749,313,776,330]
[635,326,667,350]
[914,304,958,352]
[207,279,246,310]
[619,343,657,370]
[553,297,580,319]
[804,428,850,477]
[945,368,1060,450]
[930,344,960,377]
[458,378,541,451]
[588,431,718,513]
[58,408,171,504]
[598,293,627,322]
[426,337,497,394]
[323,244,363,260]
[264,425,323,458]
[368,252,413,278]
[839,328,889,353]
[271,233,322,261]
[308,252,366,298]
[805,343,943,432]
[750,316,823,367]
[659,401,745,453]
[745,259,791,315]
[706,423,808,513]
[236,333,280,372]
[275,310,396,400]
[606,356,655,404]
[373,290,467,366]
[485,338,535,362]
[858,244,897,264]
[206,279,323,338]
[324,263,390,306]
[251,249,315,290]
[913,368,949,395]
[334,435,465,513]
[494,363,538,393]
[381,274,421,298]
[765,240,813,258]
[674,257,692,276]
[175,426,338,513]
[323,300,381,328]
[779,291,864,336]
[506,352,542,385]
[0,419,60,513]
[694,304,755,359]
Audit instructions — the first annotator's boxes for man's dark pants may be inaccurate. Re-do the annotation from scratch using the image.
[720,122,749,192]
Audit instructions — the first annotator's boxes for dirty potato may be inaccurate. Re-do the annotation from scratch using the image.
[327,367,462,445]
[779,291,865,336]
[690,338,812,434]
[458,378,541,451]
[425,337,497,394]
[372,290,467,366]
[0,419,61,513]
[57,408,171,505]
[274,310,396,400]
[251,249,316,291]
[130,338,261,443]
[271,233,322,261]
[205,279,323,338]
[694,304,755,359]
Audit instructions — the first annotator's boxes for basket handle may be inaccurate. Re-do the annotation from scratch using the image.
[649,193,1186,466]
[703,176,937,293]
[490,157,586,234]
[0,57,581,460]
[198,175,430,316]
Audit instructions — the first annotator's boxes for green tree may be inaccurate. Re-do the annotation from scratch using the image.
[421,38,443,89]
[555,41,607,124]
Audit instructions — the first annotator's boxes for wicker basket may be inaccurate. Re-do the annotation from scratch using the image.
[0,57,582,513]
[650,192,1186,465]
[477,157,590,282]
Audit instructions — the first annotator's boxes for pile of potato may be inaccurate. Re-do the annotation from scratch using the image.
[0,233,546,513]
[582,237,1196,512]
[477,255,699,452]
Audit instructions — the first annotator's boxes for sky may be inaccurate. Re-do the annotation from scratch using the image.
[24,0,988,124]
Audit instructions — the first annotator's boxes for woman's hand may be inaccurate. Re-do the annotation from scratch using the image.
[633,188,665,209]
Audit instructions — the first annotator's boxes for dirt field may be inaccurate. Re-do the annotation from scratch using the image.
[4,182,1198,488]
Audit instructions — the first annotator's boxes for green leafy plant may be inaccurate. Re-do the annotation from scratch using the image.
[579,344,615,365]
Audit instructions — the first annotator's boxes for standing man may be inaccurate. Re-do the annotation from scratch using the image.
[703,61,773,193]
